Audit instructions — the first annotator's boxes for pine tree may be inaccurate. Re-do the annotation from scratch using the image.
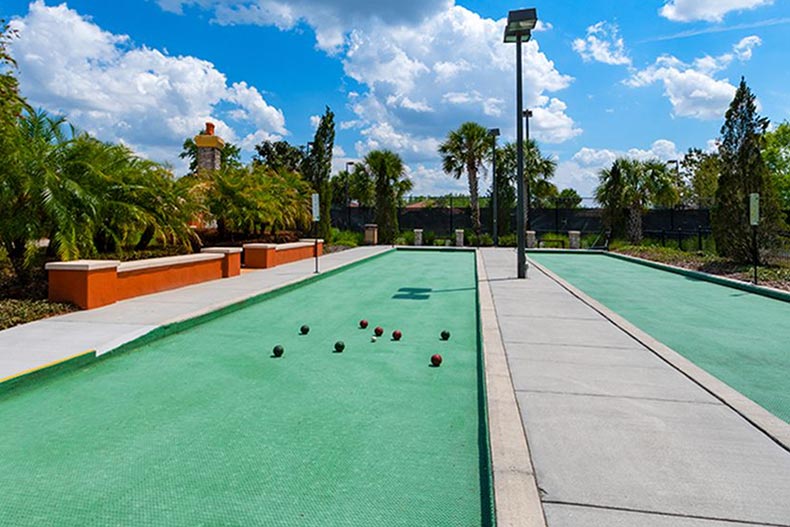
[304,107,335,240]
[712,78,785,262]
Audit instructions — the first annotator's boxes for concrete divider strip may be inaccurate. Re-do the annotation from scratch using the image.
[477,250,547,527]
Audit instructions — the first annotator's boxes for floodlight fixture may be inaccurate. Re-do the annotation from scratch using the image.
[503,8,537,43]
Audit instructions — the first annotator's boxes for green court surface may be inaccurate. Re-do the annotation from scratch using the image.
[530,252,790,423]
[0,250,492,526]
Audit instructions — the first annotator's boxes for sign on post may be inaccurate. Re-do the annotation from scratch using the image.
[311,193,320,222]
[749,193,760,226]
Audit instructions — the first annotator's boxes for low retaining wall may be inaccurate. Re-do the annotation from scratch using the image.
[243,239,323,269]
[46,248,242,310]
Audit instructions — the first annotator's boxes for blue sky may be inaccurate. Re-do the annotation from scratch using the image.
[2,0,789,197]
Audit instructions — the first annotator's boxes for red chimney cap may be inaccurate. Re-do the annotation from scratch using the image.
[205,122,215,136]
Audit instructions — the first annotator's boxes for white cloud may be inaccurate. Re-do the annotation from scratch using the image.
[407,165,466,196]
[554,140,682,197]
[343,4,580,170]
[9,1,286,167]
[626,36,761,120]
[733,35,762,60]
[660,0,773,22]
[156,0,453,53]
[572,21,631,66]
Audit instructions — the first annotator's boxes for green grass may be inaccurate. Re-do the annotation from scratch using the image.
[0,250,491,526]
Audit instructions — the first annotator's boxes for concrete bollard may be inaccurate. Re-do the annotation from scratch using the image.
[455,229,465,247]
[414,229,423,246]
[569,230,581,250]
[364,224,378,245]
[526,231,537,249]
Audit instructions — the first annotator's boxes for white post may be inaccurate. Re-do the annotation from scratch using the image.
[455,229,465,247]
[569,231,581,250]
[526,231,537,249]
[414,229,423,246]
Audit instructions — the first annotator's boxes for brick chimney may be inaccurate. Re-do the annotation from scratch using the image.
[194,121,225,171]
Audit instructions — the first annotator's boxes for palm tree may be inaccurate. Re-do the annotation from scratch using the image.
[360,150,408,244]
[439,122,490,235]
[495,140,556,229]
[0,110,73,279]
[596,158,678,244]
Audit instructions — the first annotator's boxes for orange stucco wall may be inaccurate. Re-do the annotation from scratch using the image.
[47,252,240,310]
[223,252,242,277]
[116,259,223,302]
[244,247,276,269]
[48,268,118,310]
[275,243,323,266]
[244,242,323,269]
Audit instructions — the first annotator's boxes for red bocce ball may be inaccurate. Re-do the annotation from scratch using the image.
[392,330,402,341]
[374,326,384,337]
[359,319,369,329]
[431,354,443,367]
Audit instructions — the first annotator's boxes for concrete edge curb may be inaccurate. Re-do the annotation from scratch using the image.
[528,257,790,452]
[477,250,548,527]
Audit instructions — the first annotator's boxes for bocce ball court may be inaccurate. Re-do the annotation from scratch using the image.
[0,249,493,526]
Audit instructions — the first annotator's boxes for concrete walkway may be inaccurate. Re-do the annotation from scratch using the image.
[0,246,389,381]
[481,248,790,527]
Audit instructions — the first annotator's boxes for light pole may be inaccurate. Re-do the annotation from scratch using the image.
[524,108,533,231]
[504,8,537,279]
[345,161,355,229]
[488,128,501,246]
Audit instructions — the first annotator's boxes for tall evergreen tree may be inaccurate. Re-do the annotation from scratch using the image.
[304,107,335,239]
[712,78,784,262]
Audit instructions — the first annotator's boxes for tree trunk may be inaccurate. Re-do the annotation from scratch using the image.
[627,203,642,244]
[5,239,30,284]
[468,164,480,235]
[135,225,156,251]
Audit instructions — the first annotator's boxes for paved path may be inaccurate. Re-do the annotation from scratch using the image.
[0,247,389,381]
[481,248,790,527]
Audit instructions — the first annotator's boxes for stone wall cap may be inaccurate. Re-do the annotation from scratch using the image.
[201,247,243,254]
[118,253,222,273]
[298,238,324,243]
[276,242,315,251]
[45,260,120,271]
[243,243,277,249]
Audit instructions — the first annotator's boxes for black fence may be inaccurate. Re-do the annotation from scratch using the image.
[331,206,712,237]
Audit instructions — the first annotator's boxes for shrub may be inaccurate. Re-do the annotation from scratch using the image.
[0,299,76,331]
[329,228,363,247]
[499,234,517,247]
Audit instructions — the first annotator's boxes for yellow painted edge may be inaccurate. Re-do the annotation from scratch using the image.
[0,349,96,385]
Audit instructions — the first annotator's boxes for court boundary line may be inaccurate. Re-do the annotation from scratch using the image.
[529,257,790,452]
[477,250,548,527]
